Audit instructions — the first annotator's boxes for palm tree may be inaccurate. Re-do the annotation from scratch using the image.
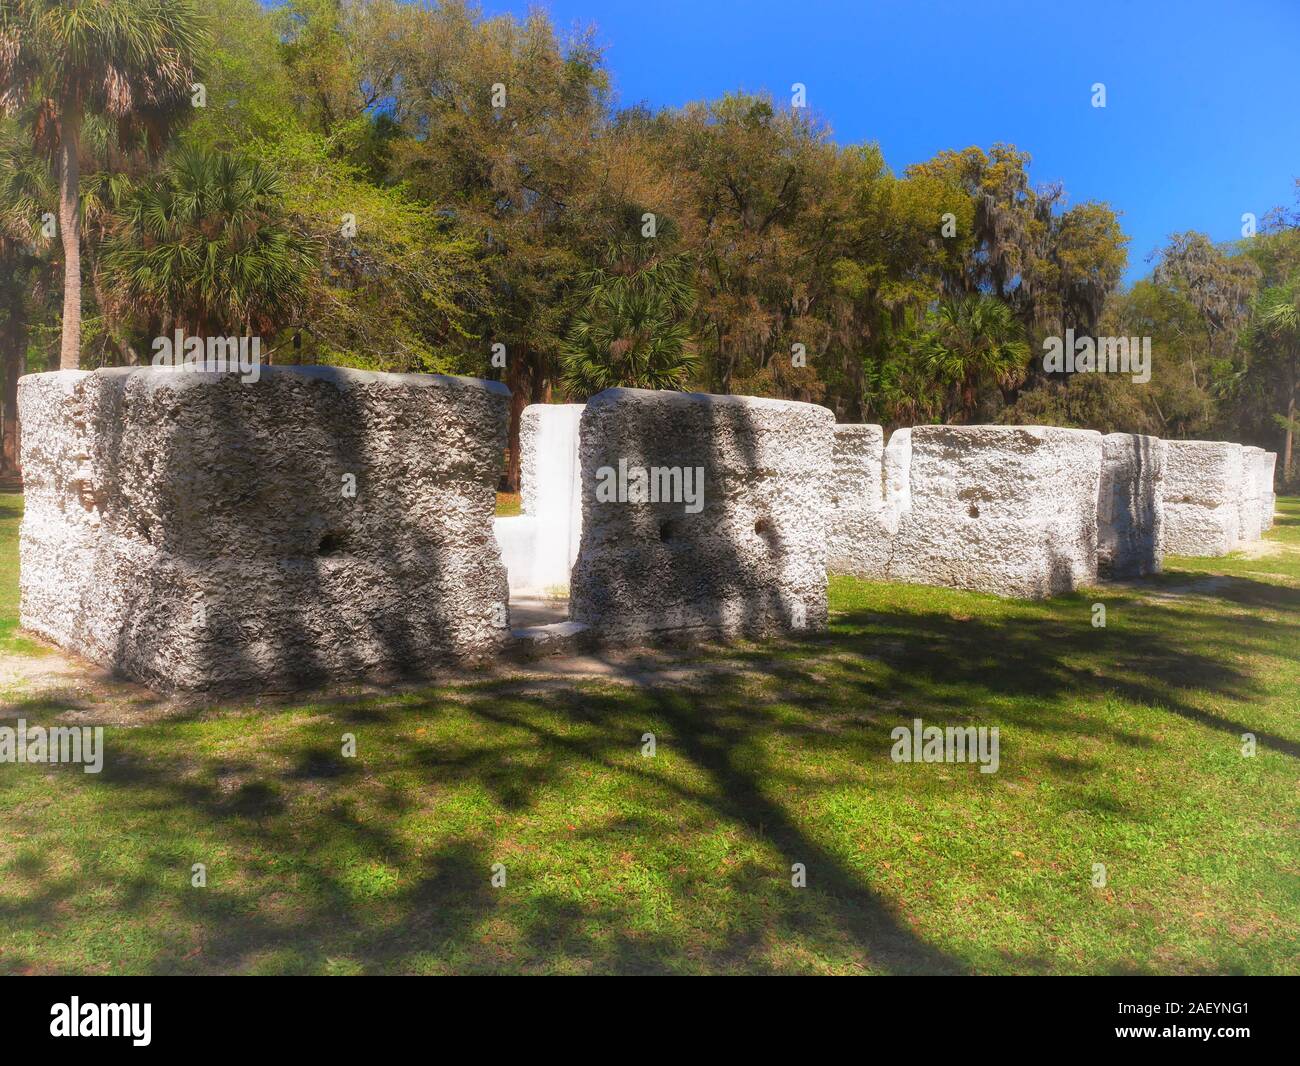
[1254,281,1300,482]
[0,0,207,368]
[98,146,316,341]
[560,265,697,395]
[560,214,697,396]
[0,116,56,474]
[913,294,1030,422]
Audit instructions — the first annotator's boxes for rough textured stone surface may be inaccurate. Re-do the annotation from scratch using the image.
[882,428,912,520]
[1237,446,1267,543]
[570,387,833,640]
[19,366,510,692]
[1097,433,1166,577]
[886,425,1103,598]
[1262,451,1278,530]
[16,371,115,654]
[495,403,584,595]
[827,424,893,578]
[1161,440,1242,556]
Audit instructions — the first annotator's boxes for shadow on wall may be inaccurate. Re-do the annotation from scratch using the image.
[1096,432,1164,579]
[1131,432,1162,574]
[23,367,510,693]
[569,388,833,642]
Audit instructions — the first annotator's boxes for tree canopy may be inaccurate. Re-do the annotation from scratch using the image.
[1,0,1297,486]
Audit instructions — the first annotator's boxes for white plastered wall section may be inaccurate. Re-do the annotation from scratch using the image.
[493,403,585,597]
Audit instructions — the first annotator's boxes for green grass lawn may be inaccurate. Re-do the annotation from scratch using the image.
[0,491,1297,975]
[0,495,48,659]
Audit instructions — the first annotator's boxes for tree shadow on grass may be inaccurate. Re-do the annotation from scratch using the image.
[3,568,1296,974]
[793,579,1300,757]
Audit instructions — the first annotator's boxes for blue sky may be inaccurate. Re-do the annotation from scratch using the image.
[485,0,1300,284]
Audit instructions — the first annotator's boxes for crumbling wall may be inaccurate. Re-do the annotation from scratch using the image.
[1262,452,1278,530]
[19,366,510,692]
[569,387,833,640]
[885,425,1103,598]
[827,424,893,578]
[16,370,120,653]
[1237,446,1267,543]
[1161,440,1242,556]
[1096,433,1166,577]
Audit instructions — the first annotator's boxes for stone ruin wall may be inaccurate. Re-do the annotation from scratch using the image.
[829,426,1279,583]
[569,387,833,640]
[1161,440,1243,556]
[19,366,510,693]
[1097,433,1165,578]
[19,369,1286,691]
[1236,446,1265,544]
[827,424,893,579]
[828,423,1104,598]
[1261,452,1278,530]
[889,426,1103,598]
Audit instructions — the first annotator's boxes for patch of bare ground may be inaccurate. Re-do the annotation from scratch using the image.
[0,641,179,726]
[0,629,763,725]
[1236,539,1289,560]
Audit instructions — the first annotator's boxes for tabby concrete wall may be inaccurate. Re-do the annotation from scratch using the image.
[826,424,1103,597]
[19,366,510,692]
[827,424,893,579]
[569,387,833,640]
[1161,440,1242,556]
[1237,446,1268,543]
[17,370,124,655]
[885,425,1103,598]
[1262,452,1278,530]
[1097,433,1166,578]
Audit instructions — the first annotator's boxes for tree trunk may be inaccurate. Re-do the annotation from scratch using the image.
[1,275,26,476]
[57,106,82,371]
[715,325,732,394]
[502,348,553,491]
[504,347,530,492]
